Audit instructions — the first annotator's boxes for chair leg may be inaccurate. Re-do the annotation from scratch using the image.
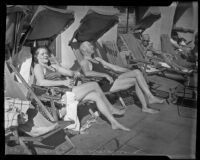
[18,137,33,155]
[50,99,59,121]
[118,96,127,109]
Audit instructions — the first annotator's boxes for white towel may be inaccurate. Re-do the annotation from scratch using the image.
[61,92,80,131]
[16,57,32,83]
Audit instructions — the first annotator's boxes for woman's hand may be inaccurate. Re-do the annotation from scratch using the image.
[62,78,74,88]
[73,71,82,78]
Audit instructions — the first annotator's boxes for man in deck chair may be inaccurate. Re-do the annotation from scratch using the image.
[33,46,130,131]
[79,41,165,114]
[140,33,194,73]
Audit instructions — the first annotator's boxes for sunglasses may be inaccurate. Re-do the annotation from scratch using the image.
[143,40,150,43]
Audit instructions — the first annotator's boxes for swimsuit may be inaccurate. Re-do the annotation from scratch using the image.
[89,60,118,92]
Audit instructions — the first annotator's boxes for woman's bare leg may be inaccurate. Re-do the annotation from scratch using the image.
[81,91,130,131]
[74,82,125,115]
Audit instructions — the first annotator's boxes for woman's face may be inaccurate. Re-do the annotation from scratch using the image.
[36,48,49,64]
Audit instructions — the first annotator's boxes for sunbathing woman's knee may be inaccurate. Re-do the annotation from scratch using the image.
[84,91,102,101]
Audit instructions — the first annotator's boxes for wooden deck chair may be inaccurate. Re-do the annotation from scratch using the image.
[119,34,175,101]
[5,61,75,155]
[119,33,189,83]
[101,41,127,68]
[160,34,196,72]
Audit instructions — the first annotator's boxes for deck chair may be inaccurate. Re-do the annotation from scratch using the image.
[5,61,75,155]
[160,34,196,71]
[119,33,190,83]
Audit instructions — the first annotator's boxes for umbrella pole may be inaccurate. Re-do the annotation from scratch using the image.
[126,7,129,33]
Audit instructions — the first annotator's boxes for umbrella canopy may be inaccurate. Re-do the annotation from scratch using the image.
[133,7,161,31]
[6,5,30,57]
[173,2,193,26]
[70,9,119,43]
[26,6,75,41]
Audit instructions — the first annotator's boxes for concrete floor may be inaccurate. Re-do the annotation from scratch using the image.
[5,76,197,158]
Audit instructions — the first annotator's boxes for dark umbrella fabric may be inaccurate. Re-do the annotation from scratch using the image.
[27,8,74,41]
[72,9,119,43]
[6,5,30,57]
[134,7,161,31]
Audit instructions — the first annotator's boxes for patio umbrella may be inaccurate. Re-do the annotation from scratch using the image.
[26,6,74,42]
[6,5,30,57]
[70,9,119,43]
[133,6,161,31]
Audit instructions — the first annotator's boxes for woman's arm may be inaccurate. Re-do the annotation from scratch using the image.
[52,64,74,77]
[95,57,130,73]
[34,64,72,87]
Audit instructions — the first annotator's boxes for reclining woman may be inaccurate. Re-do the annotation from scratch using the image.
[33,46,130,131]
[79,41,164,114]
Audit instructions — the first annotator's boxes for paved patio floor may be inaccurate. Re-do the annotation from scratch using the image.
[5,76,197,158]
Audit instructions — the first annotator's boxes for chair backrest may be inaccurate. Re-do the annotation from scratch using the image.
[101,41,126,67]
[160,34,177,56]
[120,34,146,61]
[5,61,55,122]
[5,62,27,100]
[5,62,56,137]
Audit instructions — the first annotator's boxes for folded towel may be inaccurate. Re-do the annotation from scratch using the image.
[61,92,80,131]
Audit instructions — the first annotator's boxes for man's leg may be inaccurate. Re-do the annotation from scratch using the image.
[117,70,164,104]
[110,78,159,114]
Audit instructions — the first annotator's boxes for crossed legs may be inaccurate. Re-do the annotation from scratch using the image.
[72,82,130,131]
[116,69,164,104]
[109,69,164,113]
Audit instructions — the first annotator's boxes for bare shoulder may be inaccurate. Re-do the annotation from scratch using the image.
[80,59,89,66]
[33,64,43,74]
[34,64,41,71]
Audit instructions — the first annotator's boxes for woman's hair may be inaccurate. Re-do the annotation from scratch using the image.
[33,46,51,64]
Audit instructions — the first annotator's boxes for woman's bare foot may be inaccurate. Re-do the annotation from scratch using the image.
[111,122,130,131]
[142,108,159,114]
[149,96,165,104]
[111,108,125,116]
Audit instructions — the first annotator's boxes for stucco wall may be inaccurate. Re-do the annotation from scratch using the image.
[143,3,177,50]
[143,2,197,50]
[60,6,119,68]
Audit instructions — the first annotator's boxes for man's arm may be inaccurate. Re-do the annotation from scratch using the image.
[52,64,74,77]
[95,57,130,73]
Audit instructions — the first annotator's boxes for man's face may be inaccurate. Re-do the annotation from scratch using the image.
[142,39,150,47]
[84,42,94,56]
[142,34,150,47]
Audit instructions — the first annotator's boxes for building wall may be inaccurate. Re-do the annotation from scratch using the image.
[143,2,197,50]
[143,2,177,50]
[59,6,119,68]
